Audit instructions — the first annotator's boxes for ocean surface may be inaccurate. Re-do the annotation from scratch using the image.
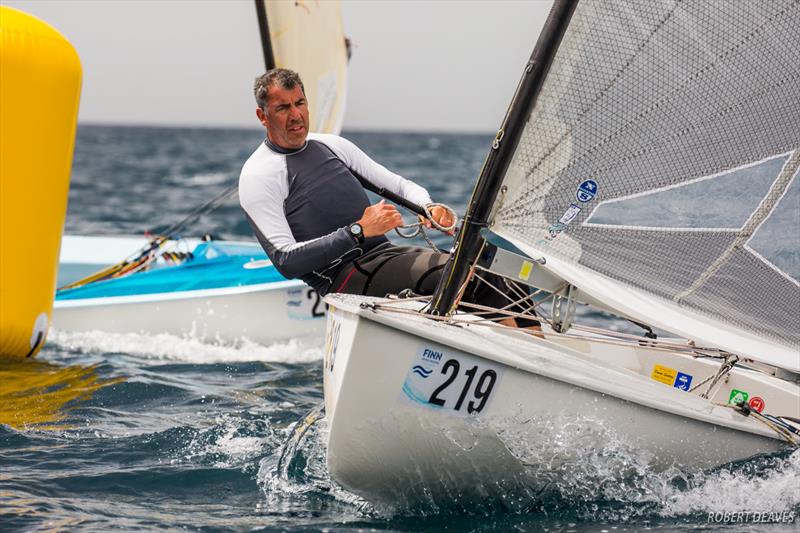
[1,124,798,532]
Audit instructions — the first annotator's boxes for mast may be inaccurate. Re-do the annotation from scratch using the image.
[254,0,276,70]
[428,0,579,316]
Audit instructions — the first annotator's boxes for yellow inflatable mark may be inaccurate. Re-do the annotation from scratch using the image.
[0,7,82,358]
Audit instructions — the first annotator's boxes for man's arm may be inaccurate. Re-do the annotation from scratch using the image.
[239,170,357,280]
[313,134,433,207]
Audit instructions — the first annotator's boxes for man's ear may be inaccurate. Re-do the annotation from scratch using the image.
[256,107,268,127]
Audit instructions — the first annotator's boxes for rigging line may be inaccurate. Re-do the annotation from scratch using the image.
[675,152,800,303]
[500,277,552,316]
[570,322,716,351]
[368,298,721,355]
[394,202,459,254]
[372,300,709,356]
[58,184,238,291]
[373,290,716,354]
[719,402,800,447]
[57,235,171,291]
[154,181,239,238]
[471,271,524,308]
[471,271,545,323]
[697,354,739,399]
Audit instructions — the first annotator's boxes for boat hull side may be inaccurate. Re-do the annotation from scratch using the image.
[323,305,783,508]
[52,283,325,343]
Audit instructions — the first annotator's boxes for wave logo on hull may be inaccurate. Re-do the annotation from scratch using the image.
[411,365,433,378]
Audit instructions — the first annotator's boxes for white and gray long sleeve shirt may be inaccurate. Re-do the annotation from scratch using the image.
[239,133,432,295]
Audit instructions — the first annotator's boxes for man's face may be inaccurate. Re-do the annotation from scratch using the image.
[257,84,309,149]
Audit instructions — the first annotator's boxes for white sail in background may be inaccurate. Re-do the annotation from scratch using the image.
[259,0,348,135]
[489,0,800,370]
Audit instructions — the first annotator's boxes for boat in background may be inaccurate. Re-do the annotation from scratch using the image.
[322,0,800,508]
[52,1,351,344]
[54,236,324,343]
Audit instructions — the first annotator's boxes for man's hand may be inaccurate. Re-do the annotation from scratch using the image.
[419,205,456,235]
[358,200,404,238]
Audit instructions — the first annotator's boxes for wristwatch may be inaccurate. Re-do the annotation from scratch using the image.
[349,222,365,244]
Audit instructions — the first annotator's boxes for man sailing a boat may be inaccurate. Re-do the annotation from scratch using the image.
[239,68,538,327]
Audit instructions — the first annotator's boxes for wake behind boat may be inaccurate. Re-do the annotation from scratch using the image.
[322,0,800,508]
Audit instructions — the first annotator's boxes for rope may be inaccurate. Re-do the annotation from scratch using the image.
[153,182,238,238]
[697,354,739,399]
[721,402,800,446]
[394,202,458,253]
[370,293,733,357]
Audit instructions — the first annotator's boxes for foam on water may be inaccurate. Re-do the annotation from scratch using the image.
[660,450,800,518]
[47,329,324,364]
[256,413,371,516]
[177,413,278,470]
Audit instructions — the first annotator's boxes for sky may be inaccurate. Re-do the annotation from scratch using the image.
[3,0,552,132]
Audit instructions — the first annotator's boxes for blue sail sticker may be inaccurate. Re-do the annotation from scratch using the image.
[576,179,598,203]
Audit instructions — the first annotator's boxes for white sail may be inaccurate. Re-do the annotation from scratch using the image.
[260,0,348,134]
[489,0,800,370]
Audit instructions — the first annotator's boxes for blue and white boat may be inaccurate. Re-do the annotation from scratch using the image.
[54,235,326,343]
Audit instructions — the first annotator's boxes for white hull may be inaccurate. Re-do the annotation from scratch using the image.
[53,235,326,344]
[53,281,325,343]
[323,294,798,508]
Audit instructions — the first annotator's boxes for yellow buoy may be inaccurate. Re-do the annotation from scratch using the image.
[0,7,81,358]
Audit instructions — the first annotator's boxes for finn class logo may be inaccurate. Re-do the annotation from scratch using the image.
[421,348,443,363]
[411,365,433,378]
[576,179,598,203]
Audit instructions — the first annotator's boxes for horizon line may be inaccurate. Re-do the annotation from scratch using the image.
[76,120,498,137]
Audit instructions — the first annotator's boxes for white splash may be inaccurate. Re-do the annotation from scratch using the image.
[48,328,323,364]
[178,414,277,469]
[257,416,370,511]
[660,449,800,518]
[491,410,800,520]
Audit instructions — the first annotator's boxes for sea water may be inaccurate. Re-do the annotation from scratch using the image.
[1,125,798,532]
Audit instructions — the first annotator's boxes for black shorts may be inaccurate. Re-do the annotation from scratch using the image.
[330,244,540,327]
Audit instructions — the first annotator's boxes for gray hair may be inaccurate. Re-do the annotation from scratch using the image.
[254,69,305,110]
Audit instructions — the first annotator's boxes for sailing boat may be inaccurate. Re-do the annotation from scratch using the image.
[322,0,800,507]
[53,0,350,344]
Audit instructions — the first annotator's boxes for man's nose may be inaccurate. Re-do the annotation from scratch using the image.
[288,105,301,120]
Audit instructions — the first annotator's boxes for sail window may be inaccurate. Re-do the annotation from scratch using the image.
[584,154,790,231]
[747,168,800,284]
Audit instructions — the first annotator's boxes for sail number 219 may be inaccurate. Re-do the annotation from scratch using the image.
[428,359,497,414]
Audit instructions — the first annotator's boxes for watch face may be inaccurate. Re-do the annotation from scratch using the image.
[350,223,362,235]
